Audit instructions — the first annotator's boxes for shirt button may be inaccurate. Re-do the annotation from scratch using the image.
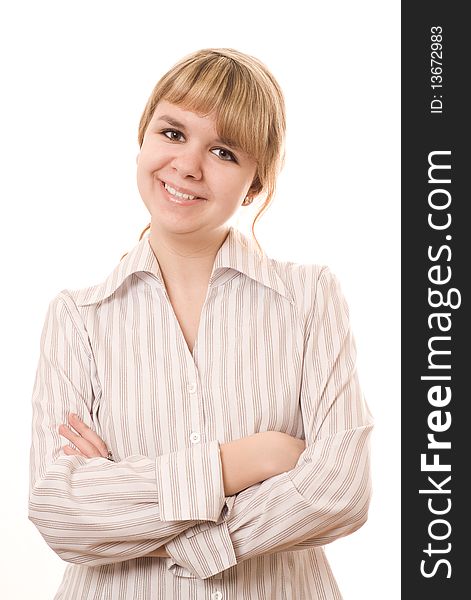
[211,592,223,600]
[187,383,197,393]
[189,432,201,444]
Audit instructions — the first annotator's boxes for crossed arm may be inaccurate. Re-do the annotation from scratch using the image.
[59,414,307,558]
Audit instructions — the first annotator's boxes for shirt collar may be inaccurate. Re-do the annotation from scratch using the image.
[74,226,294,307]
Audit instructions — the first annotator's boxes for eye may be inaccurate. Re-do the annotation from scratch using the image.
[161,129,185,142]
[160,129,237,163]
[211,148,237,163]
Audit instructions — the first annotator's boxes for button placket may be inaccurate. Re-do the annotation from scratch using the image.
[189,431,201,444]
[187,377,201,444]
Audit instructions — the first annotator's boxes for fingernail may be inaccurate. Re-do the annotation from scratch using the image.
[70,413,78,419]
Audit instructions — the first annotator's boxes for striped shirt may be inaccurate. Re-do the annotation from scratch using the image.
[29,225,373,599]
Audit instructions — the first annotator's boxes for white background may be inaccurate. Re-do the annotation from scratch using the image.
[0,1,400,598]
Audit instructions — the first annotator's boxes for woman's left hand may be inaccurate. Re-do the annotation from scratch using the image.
[59,413,111,459]
[58,413,170,558]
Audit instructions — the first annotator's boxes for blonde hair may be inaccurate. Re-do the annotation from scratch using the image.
[135,48,286,253]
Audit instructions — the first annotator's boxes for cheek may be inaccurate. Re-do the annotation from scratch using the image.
[214,170,250,197]
[137,155,164,185]
[136,165,155,202]
[139,140,167,168]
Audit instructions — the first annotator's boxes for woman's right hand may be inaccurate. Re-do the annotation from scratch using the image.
[257,430,306,478]
[219,430,306,496]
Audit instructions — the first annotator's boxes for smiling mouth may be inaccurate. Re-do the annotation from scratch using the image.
[162,180,205,201]
[160,180,206,205]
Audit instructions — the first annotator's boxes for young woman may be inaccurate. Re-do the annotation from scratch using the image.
[29,48,373,599]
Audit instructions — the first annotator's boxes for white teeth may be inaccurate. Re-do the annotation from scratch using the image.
[164,182,196,200]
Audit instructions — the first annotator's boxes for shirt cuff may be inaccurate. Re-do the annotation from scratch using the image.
[155,439,227,522]
[165,498,237,580]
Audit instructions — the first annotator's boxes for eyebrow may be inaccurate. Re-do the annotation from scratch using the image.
[155,114,241,150]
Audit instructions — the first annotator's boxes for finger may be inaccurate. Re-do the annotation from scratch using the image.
[68,414,110,458]
[147,548,169,557]
[58,424,102,458]
[62,445,84,457]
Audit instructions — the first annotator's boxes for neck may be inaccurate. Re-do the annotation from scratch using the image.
[148,224,230,288]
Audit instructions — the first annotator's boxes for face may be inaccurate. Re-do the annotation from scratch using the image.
[136,99,258,238]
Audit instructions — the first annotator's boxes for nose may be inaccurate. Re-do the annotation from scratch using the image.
[171,144,203,180]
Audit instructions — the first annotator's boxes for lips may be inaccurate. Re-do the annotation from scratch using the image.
[161,179,205,200]
[160,180,206,206]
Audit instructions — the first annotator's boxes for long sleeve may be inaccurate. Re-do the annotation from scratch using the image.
[164,266,374,579]
[28,292,231,567]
